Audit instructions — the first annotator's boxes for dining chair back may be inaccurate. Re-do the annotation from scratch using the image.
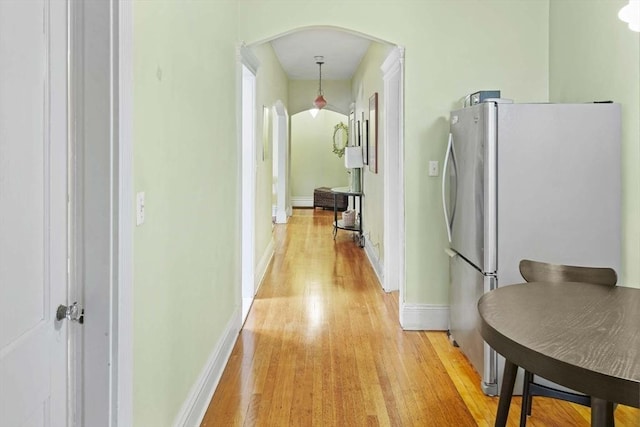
[517,259,617,427]
[519,259,617,287]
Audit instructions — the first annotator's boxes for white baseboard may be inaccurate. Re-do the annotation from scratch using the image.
[173,306,241,427]
[400,303,449,331]
[174,240,275,426]
[255,237,275,293]
[291,196,313,207]
[363,237,384,289]
[275,208,288,224]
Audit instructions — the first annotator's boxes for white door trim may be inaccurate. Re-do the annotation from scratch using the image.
[381,47,405,299]
[239,45,259,323]
[50,2,69,422]
[68,1,84,421]
[273,100,289,224]
[115,0,134,425]
[68,0,132,425]
[68,1,132,425]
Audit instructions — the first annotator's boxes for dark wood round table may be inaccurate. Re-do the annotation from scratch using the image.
[478,282,640,427]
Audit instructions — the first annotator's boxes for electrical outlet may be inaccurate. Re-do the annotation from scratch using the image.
[136,192,145,226]
[428,160,439,177]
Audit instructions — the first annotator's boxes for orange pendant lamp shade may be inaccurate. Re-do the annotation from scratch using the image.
[313,56,327,110]
[313,94,327,109]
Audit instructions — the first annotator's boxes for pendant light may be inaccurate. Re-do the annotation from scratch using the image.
[313,56,327,110]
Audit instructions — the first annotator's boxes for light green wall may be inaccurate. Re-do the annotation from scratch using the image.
[130,1,640,424]
[549,0,640,287]
[352,42,391,265]
[291,109,350,198]
[238,0,550,304]
[133,1,239,425]
[253,43,289,266]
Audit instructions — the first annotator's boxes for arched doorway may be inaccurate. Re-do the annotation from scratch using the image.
[241,26,405,322]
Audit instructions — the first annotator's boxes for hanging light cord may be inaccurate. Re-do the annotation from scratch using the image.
[313,56,327,110]
[317,60,324,95]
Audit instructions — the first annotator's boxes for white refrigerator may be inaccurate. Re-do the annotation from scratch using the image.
[442,101,621,395]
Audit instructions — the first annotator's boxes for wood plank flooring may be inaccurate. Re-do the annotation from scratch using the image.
[201,209,640,426]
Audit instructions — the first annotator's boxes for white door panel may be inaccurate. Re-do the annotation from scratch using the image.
[0,0,68,425]
[0,0,46,348]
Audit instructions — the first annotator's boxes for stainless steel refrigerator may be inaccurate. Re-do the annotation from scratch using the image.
[442,101,621,395]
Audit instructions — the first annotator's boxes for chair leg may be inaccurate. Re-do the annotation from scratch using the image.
[525,373,534,416]
[520,370,533,427]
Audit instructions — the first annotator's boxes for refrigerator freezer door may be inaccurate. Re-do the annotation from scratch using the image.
[449,252,497,394]
[449,104,497,273]
[495,103,621,287]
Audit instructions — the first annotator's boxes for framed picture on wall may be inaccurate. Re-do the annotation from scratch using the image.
[363,119,369,165]
[369,93,378,173]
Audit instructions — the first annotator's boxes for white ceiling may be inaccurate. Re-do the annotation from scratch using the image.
[270,29,372,80]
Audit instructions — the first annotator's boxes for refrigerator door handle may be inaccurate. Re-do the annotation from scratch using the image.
[442,133,455,243]
[451,136,458,222]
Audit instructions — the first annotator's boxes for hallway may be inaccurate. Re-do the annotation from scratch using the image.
[202,209,639,426]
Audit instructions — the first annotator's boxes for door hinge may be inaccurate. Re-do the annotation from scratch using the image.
[56,302,84,324]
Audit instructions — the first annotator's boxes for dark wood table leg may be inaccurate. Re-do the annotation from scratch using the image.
[591,398,614,427]
[495,360,518,427]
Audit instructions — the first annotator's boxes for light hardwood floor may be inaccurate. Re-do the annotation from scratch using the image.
[202,209,639,426]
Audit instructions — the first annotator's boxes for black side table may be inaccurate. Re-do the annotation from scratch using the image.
[331,186,364,247]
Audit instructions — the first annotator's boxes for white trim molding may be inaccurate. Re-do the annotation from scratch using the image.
[363,237,384,288]
[291,196,313,207]
[116,0,134,425]
[238,47,259,323]
[400,304,449,331]
[255,238,275,294]
[273,100,289,224]
[238,43,259,75]
[173,307,241,427]
[381,46,405,294]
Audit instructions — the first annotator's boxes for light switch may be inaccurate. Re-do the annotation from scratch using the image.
[136,192,145,226]
[428,160,439,177]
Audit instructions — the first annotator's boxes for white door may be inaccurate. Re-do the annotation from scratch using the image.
[0,1,69,426]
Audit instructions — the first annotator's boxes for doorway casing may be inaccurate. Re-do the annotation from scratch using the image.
[248,27,407,325]
[273,100,290,224]
[240,46,260,323]
[382,46,405,300]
